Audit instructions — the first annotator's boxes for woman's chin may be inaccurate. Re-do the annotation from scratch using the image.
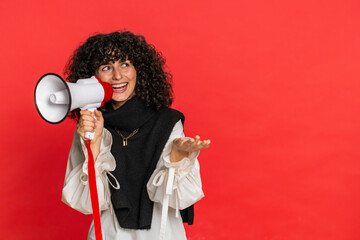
[112,94,130,102]
[111,95,135,109]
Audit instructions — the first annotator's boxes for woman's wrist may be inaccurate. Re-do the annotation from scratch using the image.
[90,137,102,161]
[170,147,189,163]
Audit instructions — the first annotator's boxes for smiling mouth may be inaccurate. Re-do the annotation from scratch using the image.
[112,83,128,90]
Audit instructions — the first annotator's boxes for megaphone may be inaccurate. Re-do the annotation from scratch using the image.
[34,73,113,139]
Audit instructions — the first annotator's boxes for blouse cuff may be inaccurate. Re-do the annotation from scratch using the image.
[162,141,200,179]
[79,129,116,182]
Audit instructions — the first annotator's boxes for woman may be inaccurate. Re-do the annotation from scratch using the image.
[61,31,210,240]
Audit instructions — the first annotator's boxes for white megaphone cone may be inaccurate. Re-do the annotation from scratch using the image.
[34,73,113,139]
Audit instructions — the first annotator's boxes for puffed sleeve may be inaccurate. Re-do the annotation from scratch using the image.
[61,128,119,214]
[147,120,205,211]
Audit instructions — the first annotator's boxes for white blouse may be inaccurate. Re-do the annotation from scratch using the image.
[62,120,204,240]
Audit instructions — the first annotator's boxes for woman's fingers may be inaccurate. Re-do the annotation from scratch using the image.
[82,123,96,132]
[173,136,211,153]
[173,138,183,145]
[77,111,97,134]
[77,109,104,142]
[94,109,103,121]
[78,123,95,133]
[80,110,95,118]
[79,117,96,129]
[200,140,210,149]
[81,114,96,122]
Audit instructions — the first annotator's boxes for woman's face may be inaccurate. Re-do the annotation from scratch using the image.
[96,59,137,109]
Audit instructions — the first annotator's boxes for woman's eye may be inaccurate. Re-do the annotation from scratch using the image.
[121,63,129,68]
[102,66,110,71]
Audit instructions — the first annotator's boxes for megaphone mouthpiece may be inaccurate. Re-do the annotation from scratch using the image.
[50,89,70,104]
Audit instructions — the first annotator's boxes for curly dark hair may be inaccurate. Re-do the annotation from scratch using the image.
[64,31,173,119]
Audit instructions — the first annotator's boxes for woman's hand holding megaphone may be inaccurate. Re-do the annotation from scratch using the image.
[77,109,104,161]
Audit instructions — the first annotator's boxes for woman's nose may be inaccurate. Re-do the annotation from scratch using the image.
[113,68,122,80]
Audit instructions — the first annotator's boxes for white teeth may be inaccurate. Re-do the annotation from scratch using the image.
[113,83,128,88]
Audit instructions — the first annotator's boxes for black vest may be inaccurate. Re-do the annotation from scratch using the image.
[102,97,194,229]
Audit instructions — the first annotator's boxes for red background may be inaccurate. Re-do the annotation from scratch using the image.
[1,0,360,239]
